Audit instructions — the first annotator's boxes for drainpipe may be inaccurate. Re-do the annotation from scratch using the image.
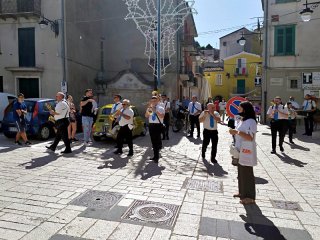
[263,0,269,124]
[61,0,67,96]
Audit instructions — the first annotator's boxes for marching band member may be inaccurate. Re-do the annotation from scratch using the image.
[161,94,171,140]
[199,103,221,164]
[187,95,202,138]
[145,96,165,163]
[267,96,289,154]
[111,94,122,128]
[114,99,134,156]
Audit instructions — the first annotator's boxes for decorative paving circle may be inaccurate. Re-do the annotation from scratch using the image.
[70,190,123,209]
[130,204,174,222]
[122,200,180,228]
[182,178,223,193]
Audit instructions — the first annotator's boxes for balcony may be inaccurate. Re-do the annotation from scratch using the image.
[234,67,248,77]
[232,87,250,95]
[0,0,41,20]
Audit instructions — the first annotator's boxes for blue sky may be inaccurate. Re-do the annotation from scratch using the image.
[193,0,263,48]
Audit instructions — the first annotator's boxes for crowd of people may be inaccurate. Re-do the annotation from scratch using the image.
[11,90,318,205]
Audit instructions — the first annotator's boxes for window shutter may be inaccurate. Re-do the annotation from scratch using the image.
[285,26,295,55]
[275,27,284,55]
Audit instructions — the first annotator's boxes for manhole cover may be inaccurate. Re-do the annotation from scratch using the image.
[70,190,123,209]
[271,200,302,211]
[122,200,180,228]
[182,178,223,192]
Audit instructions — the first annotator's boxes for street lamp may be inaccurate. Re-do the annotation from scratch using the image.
[300,0,320,22]
[39,16,59,38]
[237,33,247,46]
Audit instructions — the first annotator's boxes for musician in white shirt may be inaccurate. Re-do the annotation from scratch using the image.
[145,96,165,163]
[199,103,221,164]
[161,94,171,140]
[187,95,202,138]
[266,96,289,154]
[114,99,134,156]
[46,92,71,154]
[111,94,122,128]
[301,94,317,136]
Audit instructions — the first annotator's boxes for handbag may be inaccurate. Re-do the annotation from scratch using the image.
[229,144,240,166]
[239,139,257,166]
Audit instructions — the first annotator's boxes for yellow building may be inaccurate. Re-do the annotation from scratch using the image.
[204,51,262,101]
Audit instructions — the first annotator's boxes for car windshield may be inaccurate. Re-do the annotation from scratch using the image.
[101,108,111,115]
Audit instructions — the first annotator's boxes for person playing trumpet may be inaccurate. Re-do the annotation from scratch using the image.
[111,94,122,128]
[199,103,221,164]
[113,99,134,156]
[145,96,165,163]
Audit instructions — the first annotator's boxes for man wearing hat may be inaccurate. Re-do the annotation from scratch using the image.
[188,95,202,138]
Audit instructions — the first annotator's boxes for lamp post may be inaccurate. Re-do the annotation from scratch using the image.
[300,0,320,22]
[39,16,59,38]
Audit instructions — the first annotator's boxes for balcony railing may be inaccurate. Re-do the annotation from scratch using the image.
[0,0,41,19]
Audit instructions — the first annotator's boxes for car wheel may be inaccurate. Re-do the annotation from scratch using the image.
[93,136,101,141]
[38,125,51,140]
[4,132,15,138]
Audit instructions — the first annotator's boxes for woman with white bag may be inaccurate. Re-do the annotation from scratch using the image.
[229,101,257,205]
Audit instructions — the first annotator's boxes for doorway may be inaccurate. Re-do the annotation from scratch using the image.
[18,78,39,98]
[237,79,245,94]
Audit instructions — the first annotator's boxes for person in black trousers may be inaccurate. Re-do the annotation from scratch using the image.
[187,95,202,138]
[145,96,165,163]
[114,99,134,156]
[199,103,221,163]
[267,97,289,154]
[161,94,171,140]
[302,94,317,136]
[46,92,71,154]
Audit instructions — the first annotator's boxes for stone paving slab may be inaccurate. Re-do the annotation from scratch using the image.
[0,124,320,239]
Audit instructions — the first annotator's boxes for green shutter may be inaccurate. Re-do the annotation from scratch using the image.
[274,25,295,56]
[276,0,297,3]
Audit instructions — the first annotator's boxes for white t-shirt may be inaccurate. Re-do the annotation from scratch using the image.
[235,119,257,166]
[266,104,289,120]
[149,105,165,124]
[111,102,122,114]
[54,100,70,121]
[199,111,220,130]
[219,101,226,111]
[188,101,202,116]
[119,108,134,127]
[302,100,316,111]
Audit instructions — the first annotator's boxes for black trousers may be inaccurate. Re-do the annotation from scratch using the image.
[238,164,256,200]
[202,129,218,159]
[287,119,296,142]
[149,123,162,159]
[116,125,133,152]
[270,119,287,150]
[51,119,71,151]
[162,113,170,138]
[189,115,200,136]
[304,115,314,136]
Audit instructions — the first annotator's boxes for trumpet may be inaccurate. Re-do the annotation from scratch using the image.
[45,103,54,113]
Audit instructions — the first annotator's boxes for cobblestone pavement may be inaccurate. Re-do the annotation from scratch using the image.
[0,123,319,240]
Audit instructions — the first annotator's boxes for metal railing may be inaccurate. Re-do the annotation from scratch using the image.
[0,0,41,17]
[232,87,250,95]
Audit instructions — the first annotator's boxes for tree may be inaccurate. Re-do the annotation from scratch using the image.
[205,44,214,50]
[194,41,201,50]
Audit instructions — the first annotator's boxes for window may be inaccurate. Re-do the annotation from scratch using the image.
[0,76,3,92]
[18,28,35,67]
[289,79,299,89]
[274,25,295,56]
[215,74,222,85]
[223,42,227,46]
[276,0,297,3]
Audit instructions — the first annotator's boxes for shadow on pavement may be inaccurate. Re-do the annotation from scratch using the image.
[187,136,202,145]
[97,155,129,170]
[139,161,165,180]
[284,141,310,151]
[276,153,307,167]
[202,158,228,178]
[241,204,286,240]
[255,177,268,185]
[19,153,60,169]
